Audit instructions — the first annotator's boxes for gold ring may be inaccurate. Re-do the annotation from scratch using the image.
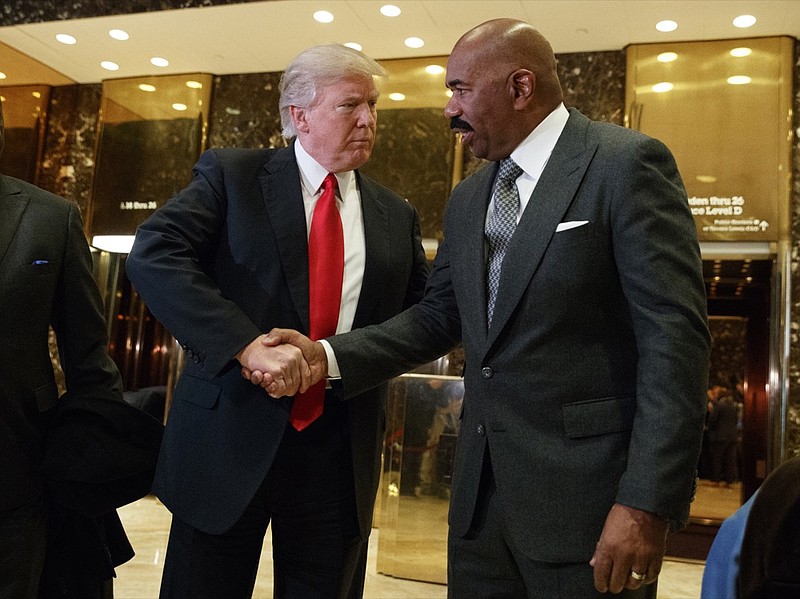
[630,571,646,581]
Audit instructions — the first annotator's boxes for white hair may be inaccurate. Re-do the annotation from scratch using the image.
[279,44,388,139]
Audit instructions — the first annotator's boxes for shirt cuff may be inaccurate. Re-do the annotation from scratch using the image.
[319,339,341,379]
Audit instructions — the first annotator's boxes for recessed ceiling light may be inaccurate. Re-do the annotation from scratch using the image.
[0,72,6,79]
[151,57,170,67]
[655,20,678,33]
[172,103,188,111]
[313,10,334,23]
[733,15,756,28]
[344,42,363,51]
[56,33,77,45]
[445,90,453,98]
[727,75,751,85]
[652,82,674,93]
[100,61,119,71]
[388,92,406,101]
[404,37,424,49]
[109,29,129,41]
[657,52,678,63]
[425,65,445,75]
[730,47,752,57]
[380,5,401,17]
[138,84,156,92]
[32,91,41,98]
[185,80,203,89]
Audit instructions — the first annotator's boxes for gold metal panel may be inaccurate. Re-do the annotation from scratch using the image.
[625,37,793,243]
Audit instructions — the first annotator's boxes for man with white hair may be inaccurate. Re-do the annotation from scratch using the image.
[127,44,429,598]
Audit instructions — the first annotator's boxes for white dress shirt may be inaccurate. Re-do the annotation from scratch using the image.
[486,102,570,226]
[294,140,365,335]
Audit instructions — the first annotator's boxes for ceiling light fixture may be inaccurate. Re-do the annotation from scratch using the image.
[172,103,188,111]
[313,10,334,23]
[56,33,77,45]
[185,80,203,89]
[657,52,678,62]
[138,83,156,92]
[425,65,445,75]
[100,61,120,71]
[380,5,401,17]
[651,82,673,93]
[344,42,363,51]
[733,15,757,28]
[404,37,424,49]
[109,29,129,40]
[730,47,752,57]
[0,72,6,80]
[388,92,405,101]
[151,57,170,67]
[655,20,678,33]
[727,75,751,85]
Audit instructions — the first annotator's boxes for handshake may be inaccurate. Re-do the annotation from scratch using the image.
[236,329,329,398]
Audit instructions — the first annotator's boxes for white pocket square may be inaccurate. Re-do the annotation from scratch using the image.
[555,220,589,232]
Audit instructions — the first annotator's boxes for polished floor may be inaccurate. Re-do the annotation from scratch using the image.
[113,496,708,598]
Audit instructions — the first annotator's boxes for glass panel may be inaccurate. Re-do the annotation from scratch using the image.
[377,373,463,584]
[87,73,213,241]
[625,37,793,243]
[0,84,50,183]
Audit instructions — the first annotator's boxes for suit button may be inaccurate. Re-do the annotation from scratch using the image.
[481,366,493,378]
[477,424,486,436]
[193,355,201,364]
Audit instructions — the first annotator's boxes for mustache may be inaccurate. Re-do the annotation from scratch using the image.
[449,117,473,131]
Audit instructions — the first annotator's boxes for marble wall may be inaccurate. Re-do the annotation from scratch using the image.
[788,42,800,459]
[37,84,102,218]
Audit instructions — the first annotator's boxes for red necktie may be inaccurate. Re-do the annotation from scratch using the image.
[290,173,344,430]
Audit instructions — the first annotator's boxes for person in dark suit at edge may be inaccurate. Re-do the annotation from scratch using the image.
[249,19,710,598]
[125,44,429,599]
[0,98,125,598]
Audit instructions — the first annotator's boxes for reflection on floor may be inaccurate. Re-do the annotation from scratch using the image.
[113,496,706,598]
[691,480,743,521]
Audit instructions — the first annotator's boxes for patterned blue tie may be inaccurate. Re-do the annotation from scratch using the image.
[485,158,523,326]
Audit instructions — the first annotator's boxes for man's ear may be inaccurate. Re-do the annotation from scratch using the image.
[290,105,310,134]
[509,69,536,109]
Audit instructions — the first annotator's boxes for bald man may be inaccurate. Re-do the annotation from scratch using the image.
[257,19,710,598]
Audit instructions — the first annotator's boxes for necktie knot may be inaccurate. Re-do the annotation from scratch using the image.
[321,173,338,195]
[497,158,523,185]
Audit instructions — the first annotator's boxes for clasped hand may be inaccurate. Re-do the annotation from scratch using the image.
[237,329,327,397]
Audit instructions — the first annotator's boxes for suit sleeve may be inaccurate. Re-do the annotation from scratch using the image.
[328,200,463,398]
[52,203,122,400]
[609,135,710,528]
[126,150,263,378]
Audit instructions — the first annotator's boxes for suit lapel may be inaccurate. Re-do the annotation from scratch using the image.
[257,145,311,332]
[351,173,388,329]
[456,165,496,344]
[0,177,30,269]
[487,111,597,346]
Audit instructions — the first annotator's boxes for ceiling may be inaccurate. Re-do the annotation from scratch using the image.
[0,0,798,85]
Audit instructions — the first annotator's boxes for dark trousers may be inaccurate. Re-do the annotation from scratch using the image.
[0,495,47,599]
[160,400,365,599]
[710,439,738,484]
[447,452,657,599]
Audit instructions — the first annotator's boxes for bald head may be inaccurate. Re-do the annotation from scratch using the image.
[453,18,563,108]
[443,18,564,160]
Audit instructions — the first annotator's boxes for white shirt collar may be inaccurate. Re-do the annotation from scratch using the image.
[509,103,570,181]
[294,139,355,199]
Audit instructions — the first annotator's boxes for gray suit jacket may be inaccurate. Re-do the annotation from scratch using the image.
[328,109,710,562]
[126,145,429,536]
[0,175,123,510]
